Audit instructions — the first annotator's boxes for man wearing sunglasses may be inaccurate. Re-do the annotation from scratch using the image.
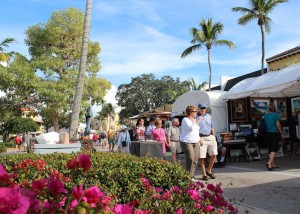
[197,103,218,181]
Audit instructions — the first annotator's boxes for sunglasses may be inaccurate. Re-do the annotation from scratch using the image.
[199,107,206,110]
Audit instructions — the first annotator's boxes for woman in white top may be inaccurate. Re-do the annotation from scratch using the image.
[180,106,202,181]
[117,126,131,153]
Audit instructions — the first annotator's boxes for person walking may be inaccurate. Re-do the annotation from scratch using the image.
[134,118,146,141]
[15,134,22,152]
[117,126,131,154]
[145,118,155,140]
[264,103,284,170]
[108,126,115,152]
[167,118,181,164]
[151,118,170,156]
[197,103,218,181]
[179,106,202,182]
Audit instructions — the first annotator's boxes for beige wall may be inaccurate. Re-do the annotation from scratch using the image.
[268,54,300,71]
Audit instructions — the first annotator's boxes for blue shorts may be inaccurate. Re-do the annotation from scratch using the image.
[108,139,114,145]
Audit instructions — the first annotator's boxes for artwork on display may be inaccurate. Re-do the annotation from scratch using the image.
[276,146,284,157]
[282,127,289,138]
[229,123,238,131]
[274,98,287,120]
[245,145,261,160]
[230,98,248,122]
[250,98,270,118]
[291,97,300,120]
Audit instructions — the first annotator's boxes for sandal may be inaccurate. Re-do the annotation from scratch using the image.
[272,165,279,169]
[206,171,216,179]
[266,164,273,171]
[202,176,208,181]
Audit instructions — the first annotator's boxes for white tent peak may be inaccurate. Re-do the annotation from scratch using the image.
[221,63,300,100]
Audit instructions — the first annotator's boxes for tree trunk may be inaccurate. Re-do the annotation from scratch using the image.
[207,48,212,91]
[260,24,265,75]
[53,109,59,132]
[69,0,93,139]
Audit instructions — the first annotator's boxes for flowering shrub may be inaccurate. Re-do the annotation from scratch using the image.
[0,152,238,213]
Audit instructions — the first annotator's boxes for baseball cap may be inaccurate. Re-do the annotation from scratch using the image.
[198,103,207,108]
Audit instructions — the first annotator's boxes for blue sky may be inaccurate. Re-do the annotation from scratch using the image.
[1,0,299,109]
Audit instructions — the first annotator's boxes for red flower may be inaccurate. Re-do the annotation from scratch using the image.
[77,154,92,172]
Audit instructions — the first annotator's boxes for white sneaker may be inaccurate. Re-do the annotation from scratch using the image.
[190,177,199,182]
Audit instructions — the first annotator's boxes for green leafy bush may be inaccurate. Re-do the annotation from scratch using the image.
[0,144,7,153]
[0,152,190,203]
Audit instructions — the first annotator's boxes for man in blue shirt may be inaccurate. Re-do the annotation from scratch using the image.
[197,103,218,180]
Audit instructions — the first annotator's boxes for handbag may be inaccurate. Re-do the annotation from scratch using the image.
[258,117,266,134]
[121,133,127,147]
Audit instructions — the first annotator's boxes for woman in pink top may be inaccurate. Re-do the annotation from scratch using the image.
[151,118,170,155]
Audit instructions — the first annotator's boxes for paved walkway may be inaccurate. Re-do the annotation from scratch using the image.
[168,154,300,214]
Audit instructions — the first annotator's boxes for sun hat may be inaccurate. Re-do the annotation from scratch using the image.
[119,125,128,132]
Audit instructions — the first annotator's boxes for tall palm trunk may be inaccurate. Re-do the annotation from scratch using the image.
[69,0,93,139]
[260,24,265,75]
[53,108,59,132]
[207,48,212,91]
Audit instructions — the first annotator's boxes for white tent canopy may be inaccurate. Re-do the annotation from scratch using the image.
[221,63,300,100]
[172,90,227,133]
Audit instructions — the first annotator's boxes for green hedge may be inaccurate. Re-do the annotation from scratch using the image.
[0,144,7,153]
[0,152,190,203]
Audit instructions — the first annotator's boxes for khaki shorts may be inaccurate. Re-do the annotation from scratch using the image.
[170,141,182,153]
[199,135,218,158]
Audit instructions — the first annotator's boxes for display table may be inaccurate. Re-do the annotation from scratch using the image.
[223,139,247,161]
[33,143,81,154]
[130,141,163,158]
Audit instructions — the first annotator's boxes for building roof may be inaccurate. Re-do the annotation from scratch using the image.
[266,46,300,63]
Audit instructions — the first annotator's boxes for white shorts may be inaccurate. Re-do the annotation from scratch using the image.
[199,135,218,158]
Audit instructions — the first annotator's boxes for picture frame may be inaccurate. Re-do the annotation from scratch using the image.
[282,127,289,138]
[245,144,261,160]
[274,98,287,120]
[230,98,248,122]
[291,97,300,120]
[229,123,238,131]
[250,98,270,118]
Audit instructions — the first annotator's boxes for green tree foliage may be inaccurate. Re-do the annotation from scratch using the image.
[187,77,208,91]
[232,0,288,75]
[24,7,111,131]
[116,74,190,119]
[1,117,39,136]
[181,18,236,91]
[0,53,41,122]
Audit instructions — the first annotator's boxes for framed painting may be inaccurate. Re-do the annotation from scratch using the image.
[274,98,287,120]
[250,98,270,118]
[245,145,261,160]
[282,127,289,138]
[230,98,248,122]
[291,97,300,120]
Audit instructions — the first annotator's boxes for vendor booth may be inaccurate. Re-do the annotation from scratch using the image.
[221,63,300,157]
[172,90,227,133]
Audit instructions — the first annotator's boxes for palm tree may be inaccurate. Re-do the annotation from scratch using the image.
[188,77,208,91]
[181,18,236,91]
[69,0,93,139]
[232,0,288,75]
[0,38,15,63]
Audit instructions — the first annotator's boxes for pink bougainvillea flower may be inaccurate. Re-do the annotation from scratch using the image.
[77,154,92,172]
[84,186,105,204]
[187,189,200,201]
[0,187,30,214]
[31,179,47,192]
[176,208,183,214]
[113,204,132,214]
[72,185,83,200]
[69,199,78,211]
[66,158,78,170]
[203,205,214,212]
[47,175,67,197]
[0,164,8,177]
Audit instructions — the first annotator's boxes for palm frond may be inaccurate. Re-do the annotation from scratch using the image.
[214,40,236,49]
[238,13,258,25]
[264,17,272,33]
[232,6,254,13]
[0,38,16,52]
[181,44,202,58]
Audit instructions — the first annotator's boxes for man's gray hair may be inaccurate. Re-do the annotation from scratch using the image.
[172,118,179,123]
